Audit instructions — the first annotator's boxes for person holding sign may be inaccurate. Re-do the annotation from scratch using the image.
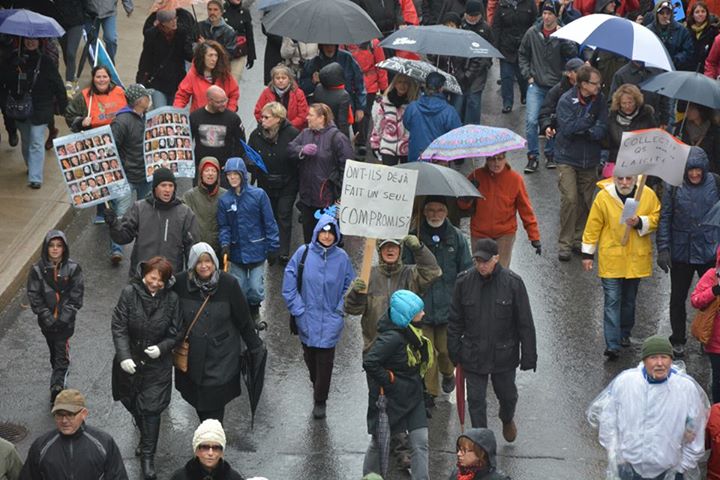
[656,146,720,358]
[282,214,355,420]
[64,66,127,133]
[581,175,661,360]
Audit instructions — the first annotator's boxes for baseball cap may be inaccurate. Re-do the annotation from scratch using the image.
[564,58,585,72]
[472,238,499,261]
[52,389,86,414]
[379,239,402,248]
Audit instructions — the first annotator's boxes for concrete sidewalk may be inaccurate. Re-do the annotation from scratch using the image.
[0,4,150,309]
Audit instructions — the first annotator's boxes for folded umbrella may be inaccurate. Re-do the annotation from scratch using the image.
[396,162,482,198]
[639,71,720,109]
[241,343,268,430]
[420,125,527,162]
[376,57,462,95]
[376,387,391,478]
[0,9,65,38]
[550,14,674,71]
[262,0,381,45]
[380,25,503,58]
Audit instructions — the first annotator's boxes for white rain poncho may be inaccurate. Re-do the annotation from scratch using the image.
[587,361,710,480]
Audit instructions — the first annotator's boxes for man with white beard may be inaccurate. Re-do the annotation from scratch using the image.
[581,175,660,361]
[403,197,473,409]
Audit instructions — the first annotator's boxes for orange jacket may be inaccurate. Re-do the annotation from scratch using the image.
[459,165,540,241]
[707,403,720,480]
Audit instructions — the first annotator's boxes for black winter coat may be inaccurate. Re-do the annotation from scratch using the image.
[421,0,468,25]
[170,458,244,480]
[173,271,263,411]
[111,277,181,415]
[363,315,428,435]
[456,18,493,93]
[143,8,200,41]
[0,50,67,125]
[136,24,194,98]
[54,0,86,28]
[352,0,404,35]
[223,1,256,63]
[448,265,537,374]
[20,424,128,480]
[491,0,537,63]
[247,120,299,196]
[313,63,352,136]
[27,230,84,340]
[606,104,657,163]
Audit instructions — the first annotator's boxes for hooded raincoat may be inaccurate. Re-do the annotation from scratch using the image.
[403,93,462,162]
[448,428,510,480]
[282,215,355,348]
[181,157,227,255]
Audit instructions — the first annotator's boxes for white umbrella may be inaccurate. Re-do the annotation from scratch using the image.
[550,14,674,71]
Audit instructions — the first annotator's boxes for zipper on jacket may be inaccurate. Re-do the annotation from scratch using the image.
[164,219,169,242]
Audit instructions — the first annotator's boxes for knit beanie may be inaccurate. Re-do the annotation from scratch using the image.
[124,83,151,106]
[541,0,560,16]
[152,167,176,189]
[641,336,674,359]
[192,419,226,452]
[466,0,484,15]
[390,290,424,328]
[424,195,447,207]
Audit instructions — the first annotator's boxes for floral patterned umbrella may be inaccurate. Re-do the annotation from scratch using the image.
[420,125,526,162]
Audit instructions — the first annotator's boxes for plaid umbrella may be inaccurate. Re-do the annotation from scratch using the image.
[376,57,462,95]
[420,125,527,161]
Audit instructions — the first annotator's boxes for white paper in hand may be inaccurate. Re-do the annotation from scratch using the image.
[620,198,639,225]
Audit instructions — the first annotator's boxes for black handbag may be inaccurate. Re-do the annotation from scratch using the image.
[6,64,40,121]
[289,244,310,335]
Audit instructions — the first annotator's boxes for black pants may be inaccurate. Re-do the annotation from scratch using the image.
[302,344,336,404]
[270,192,296,257]
[45,336,70,389]
[465,369,518,428]
[669,261,713,345]
[355,92,376,147]
[197,407,225,424]
[299,203,320,244]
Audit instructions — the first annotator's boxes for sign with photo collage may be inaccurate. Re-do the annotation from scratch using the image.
[143,106,194,181]
[53,126,131,208]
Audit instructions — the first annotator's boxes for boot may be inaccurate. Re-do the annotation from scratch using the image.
[524,154,539,174]
[249,304,267,331]
[139,415,161,480]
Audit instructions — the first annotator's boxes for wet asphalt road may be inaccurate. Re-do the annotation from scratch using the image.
[0,11,712,480]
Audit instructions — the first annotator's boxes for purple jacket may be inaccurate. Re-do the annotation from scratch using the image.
[287,124,353,208]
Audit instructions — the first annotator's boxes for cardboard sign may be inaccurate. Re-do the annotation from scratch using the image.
[614,128,691,186]
[54,126,131,208]
[143,106,194,181]
[339,160,418,238]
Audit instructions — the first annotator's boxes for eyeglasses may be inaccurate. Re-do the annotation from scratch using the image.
[197,444,224,452]
[53,410,81,420]
[261,114,273,119]
[457,448,476,455]
[586,80,601,86]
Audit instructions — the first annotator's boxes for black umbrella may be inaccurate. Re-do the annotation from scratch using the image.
[379,25,503,59]
[376,57,462,94]
[395,162,483,198]
[240,343,267,430]
[261,0,381,45]
[639,71,720,109]
[376,387,391,478]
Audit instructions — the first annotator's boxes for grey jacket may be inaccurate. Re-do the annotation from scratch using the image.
[86,0,133,19]
[110,195,199,276]
[110,107,146,184]
[518,24,578,88]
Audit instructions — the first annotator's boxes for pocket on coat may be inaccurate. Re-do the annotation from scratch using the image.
[212,330,230,346]
[495,298,512,318]
[494,340,519,369]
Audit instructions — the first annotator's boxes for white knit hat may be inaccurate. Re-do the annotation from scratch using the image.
[192,419,226,452]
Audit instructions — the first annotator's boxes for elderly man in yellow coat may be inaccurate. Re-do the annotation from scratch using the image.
[581,174,661,361]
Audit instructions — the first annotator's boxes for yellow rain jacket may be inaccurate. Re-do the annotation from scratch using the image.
[581,178,661,279]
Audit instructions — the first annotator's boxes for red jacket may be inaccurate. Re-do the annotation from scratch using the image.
[400,0,419,24]
[573,0,639,16]
[458,165,540,241]
[173,64,240,112]
[254,84,309,130]
[706,35,720,79]
[707,403,720,480]
[343,40,389,95]
[690,260,720,353]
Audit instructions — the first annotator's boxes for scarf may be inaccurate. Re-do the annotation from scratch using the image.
[403,324,434,377]
[201,179,219,197]
[457,463,491,480]
[387,88,408,108]
[691,21,708,39]
[261,123,281,143]
[272,83,291,98]
[615,108,639,127]
[190,269,219,297]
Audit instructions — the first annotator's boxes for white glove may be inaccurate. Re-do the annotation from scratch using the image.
[144,345,161,359]
[120,359,137,374]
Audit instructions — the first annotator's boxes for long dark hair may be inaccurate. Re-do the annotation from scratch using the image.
[89,65,116,95]
[192,40,230,82]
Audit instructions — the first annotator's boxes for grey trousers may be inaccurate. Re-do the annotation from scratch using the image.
[465,369,518,428]
[363,427,428,480]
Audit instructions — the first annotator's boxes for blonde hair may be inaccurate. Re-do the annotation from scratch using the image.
[610,84,644,112]
[384,74,419,101]
[269,64,295,85]
[262,101,287,119]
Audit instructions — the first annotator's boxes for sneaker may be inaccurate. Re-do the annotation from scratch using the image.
[620,336,632,348]
[28,182,42,189]
[93,215,106,225]
[50,385,63,405]
[558,251,571,262]
[312,402,326,419]
[8,131,18,147]
[524,155,539,174]
[545,155,558,169]
[604,349,620,361]
[672,344,685,358]
[502,420,517,442]
[442,374,455,394]
[110,252,123,266]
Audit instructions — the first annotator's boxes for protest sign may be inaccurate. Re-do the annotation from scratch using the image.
[54,126,131,208]
[614,128,691,186]
[143,106,194,181]
[338,160,419,239]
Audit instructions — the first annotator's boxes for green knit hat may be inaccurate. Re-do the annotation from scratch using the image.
[641,336,673,359]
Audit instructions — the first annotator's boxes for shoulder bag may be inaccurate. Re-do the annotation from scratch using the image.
[173,294,211,372]
[289,245,310,335]
[6,62,40,121]
[691,295,720,345]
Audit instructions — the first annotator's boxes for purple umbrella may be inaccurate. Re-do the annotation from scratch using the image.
[420,125,526,162]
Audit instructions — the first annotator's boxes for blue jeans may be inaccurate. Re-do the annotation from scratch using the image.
[500,59,528,108]
[229,262,265,306]
[525,83,550,157]
[16,120,46,184]
[601,278,641,351]
[149,89,169,110]
[451,91,483,125]
[110,181,152,254]
[85,15,117,61]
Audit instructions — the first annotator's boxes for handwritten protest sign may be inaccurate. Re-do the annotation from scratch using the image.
[339,160,419,239]
[143,106,194,181]
[615,128,691,186]
[54,126,131,208]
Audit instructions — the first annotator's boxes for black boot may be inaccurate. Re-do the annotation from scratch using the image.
[249,304,267,331]
[139,415,161,480]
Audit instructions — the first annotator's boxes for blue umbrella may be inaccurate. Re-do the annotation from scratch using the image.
[0,9,65,38]
[257,0,287,11]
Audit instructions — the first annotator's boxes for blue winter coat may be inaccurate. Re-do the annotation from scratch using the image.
[403,93,462,162]
[217,160,280,265]
[657,146,720,265]
[299,49,367,112]
[648,12,695,70]
[554,86,608,169]
[282,214,355,348]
